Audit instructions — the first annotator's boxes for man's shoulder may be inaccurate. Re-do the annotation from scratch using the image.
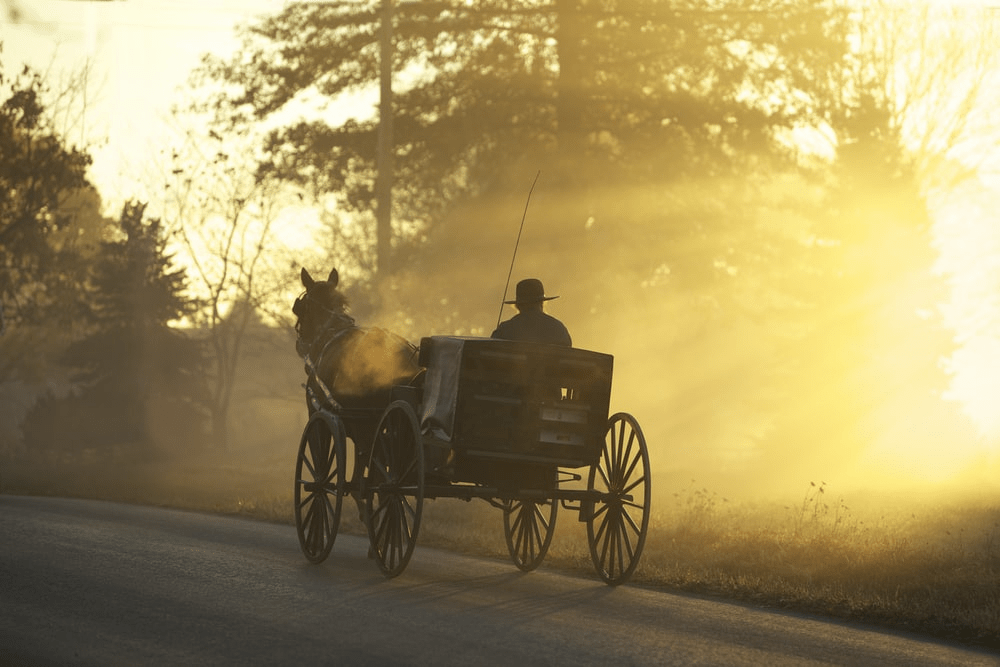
[492,319,513,336]
[535,312,572,345]
[537,311,568,329]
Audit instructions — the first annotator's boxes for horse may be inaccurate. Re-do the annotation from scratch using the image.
[292,268,421,428]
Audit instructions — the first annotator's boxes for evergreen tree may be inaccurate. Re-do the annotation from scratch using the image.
[24,202,207,457]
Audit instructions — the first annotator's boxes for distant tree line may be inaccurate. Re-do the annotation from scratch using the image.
[0,55,208,460]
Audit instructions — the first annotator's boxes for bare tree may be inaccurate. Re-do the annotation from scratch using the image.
[159,120,296,451]
[826,2,1000,188]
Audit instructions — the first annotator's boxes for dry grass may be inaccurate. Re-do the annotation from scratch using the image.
[3,455,999,650]
[632,482,1000,646]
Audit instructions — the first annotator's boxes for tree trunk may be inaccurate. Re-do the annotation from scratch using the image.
[555,0,585,164]
[210,405,229,452]
[375,0,395,280]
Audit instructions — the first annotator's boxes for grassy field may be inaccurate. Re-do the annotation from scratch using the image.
[3,453,999,651]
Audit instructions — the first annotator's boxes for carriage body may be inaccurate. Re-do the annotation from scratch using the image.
[418,336,612,489]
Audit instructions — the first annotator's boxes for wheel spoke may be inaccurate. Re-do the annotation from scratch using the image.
[620,450,642,489]
[307,502,322,554]
[620,519,636,562]
[302,499,317,540]
[302,455,317,480]
[612,420,626,463]
[522,518,534,561]
[512,506,527,557]
[389,501,403,568]
[317,501,329,553]
[303,495,316,527]
[297,487,315,510]
[614,517,626,578]
[372,494,390,525]
[523,507,536,560]
[622,474,646,497]
[598,511,613,571]
[322,491,336,524]
[596,460,612,490]
[618,429,636,481]
[373,499,390,551]
[601,439,614,483]
[309,429,326,473]
[621,505,643,536]
[397,456,418,485]
[371,456,390,485]
[400,494,418,525]
[512,504,525,534]
[397,496,413,546]
[613,426,625,479]
[593,504,611,544]
[595,508,612,557]
[530,505,546,546]
[604,514,616,577]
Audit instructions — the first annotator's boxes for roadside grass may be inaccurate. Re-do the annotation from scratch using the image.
[3,456,999,649]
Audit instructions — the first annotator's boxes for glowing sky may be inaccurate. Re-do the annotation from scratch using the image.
[2,0,281,205]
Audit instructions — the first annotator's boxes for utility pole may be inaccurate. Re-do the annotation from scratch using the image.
[375,0,394,280]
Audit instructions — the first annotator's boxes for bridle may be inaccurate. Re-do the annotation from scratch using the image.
[294,288,357,359]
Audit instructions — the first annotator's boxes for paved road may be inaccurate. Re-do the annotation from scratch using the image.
[1,496,996,666]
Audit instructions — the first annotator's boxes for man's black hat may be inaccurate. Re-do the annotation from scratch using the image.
[505,278,559,305]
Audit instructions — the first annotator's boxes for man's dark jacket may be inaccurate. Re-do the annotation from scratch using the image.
[491,310,572,347]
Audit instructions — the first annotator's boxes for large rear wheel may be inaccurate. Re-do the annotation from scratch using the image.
[587,412,650,585]
[362,400,425,578]
[294,411,346,564]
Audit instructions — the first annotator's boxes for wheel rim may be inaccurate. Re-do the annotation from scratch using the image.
[503,498,558,572]
[294,413,345,564]
[587,412,650,585]
[363,401,424,578]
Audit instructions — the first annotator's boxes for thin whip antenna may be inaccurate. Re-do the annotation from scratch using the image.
[496,170,541,329]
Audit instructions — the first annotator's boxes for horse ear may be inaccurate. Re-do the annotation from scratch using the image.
[301,267,315,289]
[327,268,339,287]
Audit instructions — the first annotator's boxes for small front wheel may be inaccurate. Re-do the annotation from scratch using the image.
[294,411,346,564]
[587,412,651,585]
[362,400,425,578]
[503,497,558,572]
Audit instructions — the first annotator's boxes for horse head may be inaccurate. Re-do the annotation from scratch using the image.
[293,267,355,359]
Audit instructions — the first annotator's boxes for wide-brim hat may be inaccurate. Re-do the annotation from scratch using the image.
[504,278,559,305]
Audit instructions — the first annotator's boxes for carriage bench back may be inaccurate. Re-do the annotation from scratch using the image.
[419,336,613,469]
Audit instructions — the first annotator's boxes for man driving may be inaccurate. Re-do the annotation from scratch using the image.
[491,278,571,347]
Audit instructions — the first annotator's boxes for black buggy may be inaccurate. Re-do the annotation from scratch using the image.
[294,335,651,585]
